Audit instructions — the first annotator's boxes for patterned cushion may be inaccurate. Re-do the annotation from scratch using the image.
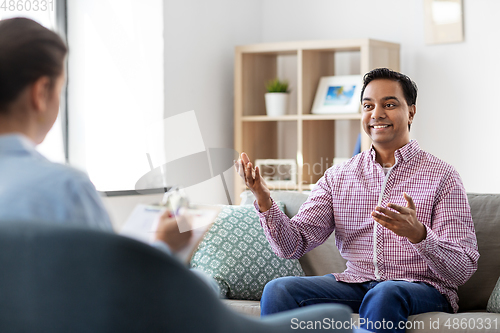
[487,277,500,312]
[190,204,305,300]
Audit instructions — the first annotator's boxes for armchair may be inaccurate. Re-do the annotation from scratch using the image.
[0,221,358,333]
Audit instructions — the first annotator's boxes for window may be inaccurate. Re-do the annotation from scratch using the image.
[67,0,164,191]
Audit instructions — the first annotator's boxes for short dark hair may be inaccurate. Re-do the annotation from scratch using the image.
[360,68,417,107]
[0,18,67,113]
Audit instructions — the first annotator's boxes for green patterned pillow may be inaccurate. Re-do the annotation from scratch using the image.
[190,204,305,300]
[487,277,500,312]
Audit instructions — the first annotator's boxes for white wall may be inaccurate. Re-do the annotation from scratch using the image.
[259,0,500,193]
[163,0,500,195]
[163,0,262,150]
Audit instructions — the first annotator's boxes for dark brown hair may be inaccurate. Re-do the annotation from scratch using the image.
[0,17,67,113]
[360,68,418,107]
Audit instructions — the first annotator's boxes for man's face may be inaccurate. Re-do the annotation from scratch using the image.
[361,79,415,152]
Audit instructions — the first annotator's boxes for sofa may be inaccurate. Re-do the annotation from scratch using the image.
[222,191,500,333]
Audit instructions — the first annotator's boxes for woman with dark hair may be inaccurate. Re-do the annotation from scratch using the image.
[0,17,115,230]
[0,18,192,250]
[0,17,222,297]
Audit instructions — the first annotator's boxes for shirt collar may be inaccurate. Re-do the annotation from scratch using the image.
[369,140,421,165]
[0,133,44,159]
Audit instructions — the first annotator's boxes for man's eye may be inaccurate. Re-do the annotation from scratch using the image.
[363,104,372,110]
[385,103,395,108]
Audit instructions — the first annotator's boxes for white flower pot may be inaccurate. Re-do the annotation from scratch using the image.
[265,93,289,116]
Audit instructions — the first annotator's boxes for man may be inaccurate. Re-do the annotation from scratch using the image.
[236,68,479,333]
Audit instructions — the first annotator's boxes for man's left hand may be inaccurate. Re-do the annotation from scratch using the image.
[371,192,427,244]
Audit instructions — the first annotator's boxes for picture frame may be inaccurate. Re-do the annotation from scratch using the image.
[424,0,464,45]
[311,75,362,114]
[254,159,297,186]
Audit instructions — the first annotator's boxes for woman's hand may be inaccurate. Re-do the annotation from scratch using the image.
[234,152,272,212]
[154,210,193,252]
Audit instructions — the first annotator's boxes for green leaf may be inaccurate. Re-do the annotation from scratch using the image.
[265,78,289,93]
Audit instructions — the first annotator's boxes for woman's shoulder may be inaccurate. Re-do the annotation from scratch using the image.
[38,160,94,189]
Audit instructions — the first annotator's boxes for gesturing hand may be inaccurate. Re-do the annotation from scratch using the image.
[371,192,427,244]
[234,152,272,212]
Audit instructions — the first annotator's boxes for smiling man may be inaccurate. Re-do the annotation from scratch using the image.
[235,68,479,333]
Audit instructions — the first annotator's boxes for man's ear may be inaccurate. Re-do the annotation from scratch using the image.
[30,76,51,113]
[408,105,416,124]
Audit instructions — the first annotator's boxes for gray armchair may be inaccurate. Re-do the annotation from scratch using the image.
[0,221,356,333]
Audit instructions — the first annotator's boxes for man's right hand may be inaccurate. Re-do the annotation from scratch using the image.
[235,152,272,212]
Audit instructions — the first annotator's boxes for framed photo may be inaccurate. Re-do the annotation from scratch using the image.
[311,75,362,114]
[424,0,464,45]
[255,159,296,186]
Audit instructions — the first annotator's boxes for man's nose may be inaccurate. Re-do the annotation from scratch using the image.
[371,105,386,119]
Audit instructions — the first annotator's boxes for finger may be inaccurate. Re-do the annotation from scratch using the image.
[386,203,408,214]
[375,206,401,220]
[372,214,397,233]
[244,161,254,185]
[234,159,245,179]
[241,152,250,165]
[239,160,249,183]
[371,211,397,225]
[250,162,256,179]
[160,209,174,219]
[404,192,416,210]
[240,160,247,178]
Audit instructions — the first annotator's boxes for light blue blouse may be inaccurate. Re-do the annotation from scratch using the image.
[0,134,113,231]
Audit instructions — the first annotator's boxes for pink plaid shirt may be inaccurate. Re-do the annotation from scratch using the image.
[256,140,479,312]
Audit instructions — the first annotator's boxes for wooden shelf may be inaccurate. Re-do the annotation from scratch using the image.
[242,114,362,121]
[234,39,400,201]
[301,113,362,120]
[242,115,299,122]
[235,39,399,54]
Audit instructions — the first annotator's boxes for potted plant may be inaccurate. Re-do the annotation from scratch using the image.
[265,78,289,116]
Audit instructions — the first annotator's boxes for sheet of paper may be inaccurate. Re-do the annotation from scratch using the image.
[120,204,164,243]
[119,204,220,263]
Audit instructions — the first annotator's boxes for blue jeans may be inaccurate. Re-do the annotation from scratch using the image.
[261,275,452,333]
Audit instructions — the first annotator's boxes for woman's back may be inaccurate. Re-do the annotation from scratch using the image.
[0,134,112,231]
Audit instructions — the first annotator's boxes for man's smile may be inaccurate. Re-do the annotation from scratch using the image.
[370,124,392,130]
